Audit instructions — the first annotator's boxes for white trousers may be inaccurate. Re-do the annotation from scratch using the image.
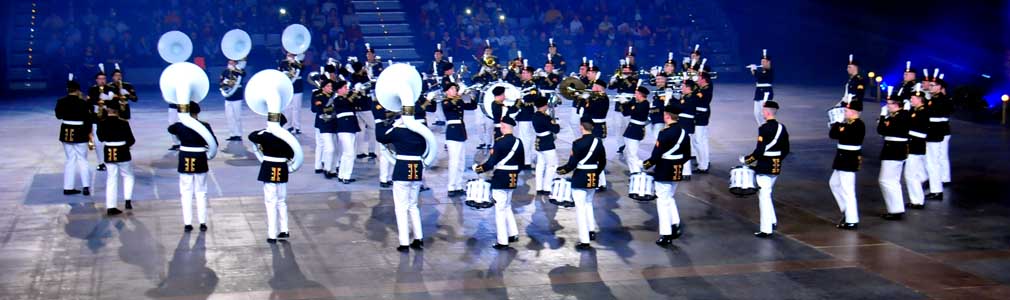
[337,132,356,180]
[904,154,927,205]
[570,109,584,141]
[534,150,559,192]
[829,170,858,224]
[446,141,465,190]
[285,93,303,130]
[315,131,337,172]
[378,144,394,182]
[179,173,208,225]
[475,110,492,145]
[753,101,766,126]
[392,181,423,246]
[517,121,535,164]
[926,142,943,193]
[263,183,289,239]
[168,108,180,145]
[694,125,710,170]
[608,111,626,147]
[624,138,643,173]
[650,123,664,142]
[355,112,375,154]
[105,162,134,208]
[756,175,778,233]
[224,100,244,138]
[879,160,906,214]
[63,143,91,190]
[491,189,519,245]
[655,181,681,235]
[91,124,104,164]
[941,135,951,183]
[572,188,597,244]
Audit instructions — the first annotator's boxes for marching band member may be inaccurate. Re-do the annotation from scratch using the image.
[683,45,703,72]
[829,99,864,230]
[673,80,699,179]
[623,86,651,173]
[749,50,773,126]
[357,45,381,158]
[221,59,246,141]
[569,57,590,141]
[584,78,610,190]
[373,96,397,188]
[844,55,867,102]
[557,121,606,250]
[517,66,540,170]
[925,73,952,195]
[649,52,678,86]
[97,99,136,215]
[108,64,138,115]
[504,56,523,86]
[168,102,217,232]
[547,38,566,73]
[649,75,673,140]
[643,105,691,246]
[532,96,560,195]
[538,56,562,90]
[490,86,519,139]
[442,81,478,197]
[743,101,789,237]
[474,115,525,249]
[56,75,93,196]
[249,114,295,243]
[87,64,112,171]
[377,109,428,251]
[472,41,499,84]
[896,62,918,102]
[905,90,930,209]
[610,58,638,154]
[694,73,713,173]
[279,51,305,134]
[334,79,361,184]
[310,79,339,178]
[877,88,910,220]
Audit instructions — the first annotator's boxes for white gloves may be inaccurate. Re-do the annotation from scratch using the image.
[739,156,747,164]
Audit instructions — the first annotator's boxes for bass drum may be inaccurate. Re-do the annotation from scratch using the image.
[480,82,520,120]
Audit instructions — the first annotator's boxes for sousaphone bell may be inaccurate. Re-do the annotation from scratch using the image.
[244,70,304,172]
[158,31,217,160]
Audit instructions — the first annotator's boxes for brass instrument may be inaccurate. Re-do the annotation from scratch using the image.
[558,76,588,100]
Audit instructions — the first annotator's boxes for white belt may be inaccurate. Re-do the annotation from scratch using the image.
[447,119,463,125]
[678,113,694,119]
[497,165,519,171]
[629,119,647,126]
[537,131,552,137]
[494,124,502,128]
[263,156,287,163]
[756,83,773,87]
[396,155,422,161]
[104,141,126,147]
[696,107,709,112]
[576,164,598,170]
[336,112,354,118]
[764,151,781,157]
[179,146,207,152]
[661,154,684,160]
[908,131,927,138]
[884,136,908,142]
[837,144,862,151]
[62,120,84,125]
[592,118,606,123]
[929,117,949,122]
[374,119,384,124]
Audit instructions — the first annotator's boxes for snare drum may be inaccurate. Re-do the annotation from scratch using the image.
[826,106,846,124]
[729,165,758,196]
[465,179,494,209]
[549,178,575,207]
[628,172,656,201]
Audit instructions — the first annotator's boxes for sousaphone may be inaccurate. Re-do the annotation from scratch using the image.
[375,63,439,167]
[158,30,218,159]
[244,70,304,172]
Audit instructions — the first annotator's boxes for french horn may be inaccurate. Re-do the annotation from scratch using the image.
[244,70,304,172]
[158,31,217,159]
[375,63,439,167]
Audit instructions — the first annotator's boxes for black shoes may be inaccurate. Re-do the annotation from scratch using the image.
[925,193,943,201]
[339,178,357,184]
[694,168,709,174]
[169,145,180,151]
[882,213,904,221]
[200,224,208,232]
[508,235,519,243]
[184,225,194,232]
[772,223,778,230]
[433,120,446,126]
[492,243,511,250]
[315,169,324,174]
[655,235,673,246]
[278,232,289,239]
[324,172,337,179]
[575,243,593,250]
[837,223,858,230]
[226,136,241,141]
[125,200,132,210]
[63,189,81,195]
[107,208,123,216]
[380,181,392,188]
[293,129,302,135]
[448,190,464,197]
[367,153,377,158]
[420,185,431,191]
[410,239,423,249]
[267,238,278,244]
[617,145,625,154]
[82,187,91,196]
[536,190,551,196]
[596,185,607,192]
[96,164,106,171]
[588,231,597,241]
[356,154,368,159]
[907,203,926,210]
[396,245,410,252]
[754,232,773,238]
[671,224,683,239]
